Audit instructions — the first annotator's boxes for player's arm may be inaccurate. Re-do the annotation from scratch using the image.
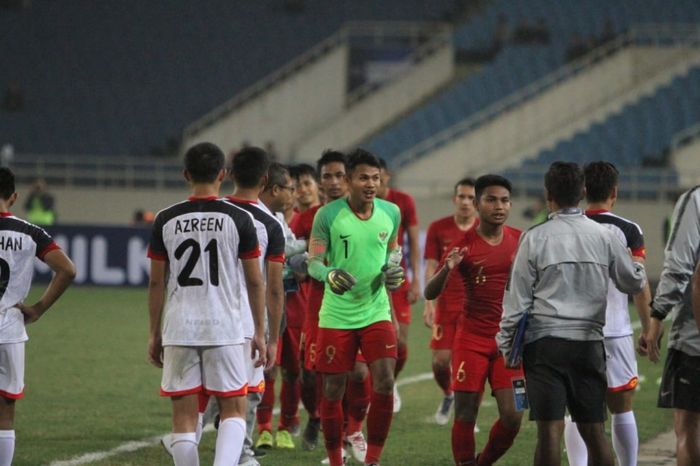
[424,247,464,301]
[242,257,267,368]
[19,249,75,324]
[406,224,421,303]
[423,258,438,328]
[692,259,700,333]
[630,255,653,355]
[147,258,167,368]
[265,259,284,370]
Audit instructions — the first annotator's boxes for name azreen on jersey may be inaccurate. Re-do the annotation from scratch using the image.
[174,217,224,234]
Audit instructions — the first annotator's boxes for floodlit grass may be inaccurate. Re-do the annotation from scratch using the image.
[14,287,672,465]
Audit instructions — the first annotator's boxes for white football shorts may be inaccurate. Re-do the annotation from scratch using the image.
[0,343,24,399]
[244,338,265,393]
[161,344,247,397]
[604,335,639,392]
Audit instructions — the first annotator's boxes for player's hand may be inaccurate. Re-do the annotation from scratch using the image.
[382,264,405,291]
[646,319,664,363]
[265,339,278,371]
[445,247,467,270]
[637,332,649,356]
[148,334,163,368]
[16,302,44,324]
[326,269,357,295]
[252,334,267,368]
[423,301,435,328]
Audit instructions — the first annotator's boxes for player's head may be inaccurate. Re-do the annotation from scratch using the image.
[230,146,271,189]
[584,161,618,204]
[545,161,584,208]
[453,177,476,219]
[377,157,391,198]
[184,142,226,183]
[317,149,347,201]
[474,174,512,226]
[345,148,382,204]
[0,167,16,202]
[290,163,319,210]
[261,162,293,213]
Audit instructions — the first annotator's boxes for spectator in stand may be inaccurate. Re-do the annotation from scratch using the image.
[24,178,56,226]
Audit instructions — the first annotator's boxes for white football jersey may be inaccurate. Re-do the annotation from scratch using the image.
[0,212,59,344]
[148,197,260,346]
[223,197,285,338]
[586,209,646,337]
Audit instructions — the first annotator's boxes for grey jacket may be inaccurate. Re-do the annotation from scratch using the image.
[651,186,700,356]
[497,208,646,356]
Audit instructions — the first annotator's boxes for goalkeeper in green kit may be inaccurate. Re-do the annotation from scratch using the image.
[307,148,404,466]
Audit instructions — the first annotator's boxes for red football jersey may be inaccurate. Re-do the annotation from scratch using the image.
[385,188,418,251]
[290,204,321,241]
[424,216,476,324]
[290,204,324,328]
[442,225,521,338]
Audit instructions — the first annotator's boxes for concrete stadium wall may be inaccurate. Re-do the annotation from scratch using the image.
[183,45,348,156]
[397,46,700,198]
[292,42,454,161]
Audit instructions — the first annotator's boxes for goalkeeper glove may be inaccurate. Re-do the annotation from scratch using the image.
[326,269,357,295]
[382,264,405,290]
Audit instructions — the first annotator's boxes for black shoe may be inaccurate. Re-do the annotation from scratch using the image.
[252,447,267,458]
[302,417,321,451]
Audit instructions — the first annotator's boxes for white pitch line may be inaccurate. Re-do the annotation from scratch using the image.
[48,371,436,466]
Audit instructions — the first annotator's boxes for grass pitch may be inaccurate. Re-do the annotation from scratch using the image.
[16,286,672,465]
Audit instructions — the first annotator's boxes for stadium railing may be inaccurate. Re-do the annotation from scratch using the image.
[390,24,700,170]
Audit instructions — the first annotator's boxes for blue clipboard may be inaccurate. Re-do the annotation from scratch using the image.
[507,313,529,369]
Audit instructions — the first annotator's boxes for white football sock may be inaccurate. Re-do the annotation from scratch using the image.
[171,432,199,466]
[563,415,587,466]
[213,417,246,466]
[612,411,638,466]
[0,430,15,466]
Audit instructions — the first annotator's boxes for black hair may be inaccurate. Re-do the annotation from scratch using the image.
[231,146,271,188]
[378,157,388,170]
[0,168,15,200]
[184,142,225,183]
[265,162,290,190]
[454,177,476,195]
[290,163,317,182]
[316,149,346,175]
[474,174,512,199]
[346,148,381,174]
[584,161,619,203]
[545,161,584,207]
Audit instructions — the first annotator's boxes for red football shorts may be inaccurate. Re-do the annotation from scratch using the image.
[429,322,458,350]
[451,329,523,393]
[301,325,318,371]
[390,278,412,324]
[276,325,302,372]
[315,320,397,373]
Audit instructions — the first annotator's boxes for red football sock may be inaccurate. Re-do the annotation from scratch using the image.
[321,397,345,466]
[256,375,275,433]
[477,418,520,466]
[433,363,453,396]
[301,372,320,420]
[365,392,394,464]
[345,376,371,435]
[395,343,408,377]
[278,379,301,430]
[197,393,210,414]
[452,419,476,465]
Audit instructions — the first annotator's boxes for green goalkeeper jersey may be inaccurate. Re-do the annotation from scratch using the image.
[310,197,401,329]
